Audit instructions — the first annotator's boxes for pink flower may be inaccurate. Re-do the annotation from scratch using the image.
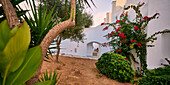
[118,33,126,39]
[116,27,121,33]
[117,49,122,52]
[118,33,121,37]
[124,11,128,16]
[116,20,121,23]
[134,26,140,30]
[102,43,107,47]
[119,49,121,52]
[111,31,114,34]
[122,35,126,39]
[120,14,124,17]
[131,40,137,43]
[125,58,128,61]
[122,19,126,22]
[138,15,140,18]
[101,22,105,25]
[133,40,137,43]
[143,16,151,20]
[137,43,142,46]
[123,40,126,43]
[103,26,108,31]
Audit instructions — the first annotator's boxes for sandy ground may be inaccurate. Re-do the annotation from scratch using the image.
[41,56,132,85]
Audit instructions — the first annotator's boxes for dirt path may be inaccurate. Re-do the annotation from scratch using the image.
[41,56,132,85]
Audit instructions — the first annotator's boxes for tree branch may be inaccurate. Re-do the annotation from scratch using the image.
[0,0,19,28]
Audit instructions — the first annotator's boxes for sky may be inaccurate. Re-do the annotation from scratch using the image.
[19,0,114,27]
[85,0,113,27]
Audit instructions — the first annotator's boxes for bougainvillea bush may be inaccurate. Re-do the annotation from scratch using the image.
[101,2,170,75]
[95,53,135,82]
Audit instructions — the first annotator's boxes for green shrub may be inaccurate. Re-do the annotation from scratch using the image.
[145,66,170,76]
[133,66,170,85]
[95,53,135,82]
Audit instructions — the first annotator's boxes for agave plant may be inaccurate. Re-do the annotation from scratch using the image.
[18,0,56,48]
[39,70,61,85]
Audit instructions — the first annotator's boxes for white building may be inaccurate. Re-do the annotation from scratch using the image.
[57,0,170,69]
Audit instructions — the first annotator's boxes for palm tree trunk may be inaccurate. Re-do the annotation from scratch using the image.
[26,0,76,84]
[0,0,19,28]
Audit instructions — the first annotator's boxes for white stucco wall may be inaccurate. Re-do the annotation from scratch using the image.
[147,0,170,69]
[60,25,113,58]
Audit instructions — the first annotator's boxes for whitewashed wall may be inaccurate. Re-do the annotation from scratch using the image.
[147,0,170,69]
[60,25,113,58]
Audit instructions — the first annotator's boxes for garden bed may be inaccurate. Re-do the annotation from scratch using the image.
[41,56,131,85]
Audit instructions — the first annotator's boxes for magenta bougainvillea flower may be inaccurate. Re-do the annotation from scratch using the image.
[118,33,126,39]
[116,49,122,53]
[122,19,126,22]
[125,58,128,61]
[116,20,121,23]
[143,16,151,20]
[120,13,124,17]
[101,22,105,25]
[103,26,108,31]
[137,43,142,46]
[116,27,121,33]
[134,26,140,30]
[131,40,137,43]
[111,31,114,34]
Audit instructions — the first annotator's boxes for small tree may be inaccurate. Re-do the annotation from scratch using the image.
[41,0,93,62]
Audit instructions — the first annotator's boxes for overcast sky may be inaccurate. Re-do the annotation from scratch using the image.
[19,0,114,27]
[85,0,113,27]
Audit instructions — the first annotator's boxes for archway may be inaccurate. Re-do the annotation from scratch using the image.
[87,41,101,58]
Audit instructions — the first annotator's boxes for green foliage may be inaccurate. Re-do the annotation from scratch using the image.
[33,80,54,85]
[22,0,56,48]
[145,66,170,77]
[133,66,170,85]
[6,46,42,85]
[39,70,61,85]
[40,0,93,42]
[95,53,135,82]
[0,20,42,85]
